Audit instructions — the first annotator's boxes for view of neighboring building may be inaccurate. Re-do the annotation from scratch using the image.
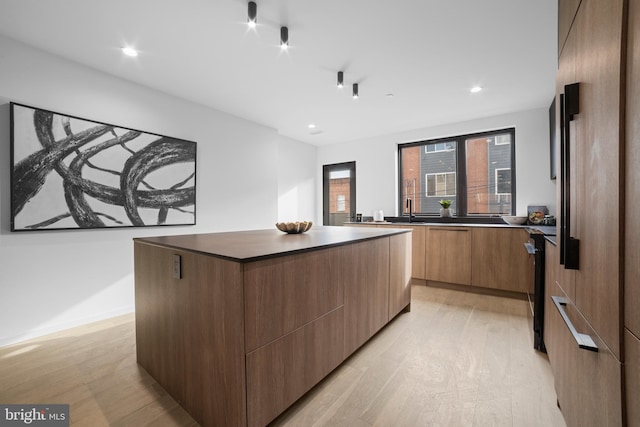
[401,131,513,215]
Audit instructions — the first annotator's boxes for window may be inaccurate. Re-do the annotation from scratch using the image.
[336,194,346,212]
[496,169,511,195]
[425,142,455,153]
[399,128,515,216]
[426,172,456,197]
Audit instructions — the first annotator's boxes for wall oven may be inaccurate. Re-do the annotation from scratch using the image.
[524,226,556,352]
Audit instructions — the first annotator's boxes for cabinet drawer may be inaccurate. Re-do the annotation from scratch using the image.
[545,281,622,426]
[245,308,344,427]
[244,246,346,352]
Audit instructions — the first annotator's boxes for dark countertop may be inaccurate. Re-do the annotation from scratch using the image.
[134,225,411,262]
[347,221,557,235]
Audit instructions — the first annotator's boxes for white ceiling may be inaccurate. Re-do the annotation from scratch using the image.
[0,0,557,146]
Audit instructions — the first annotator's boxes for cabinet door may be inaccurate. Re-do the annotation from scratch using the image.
[626,0,640,341]
[343,238,390,356]
[470,228,531,293]
[571,0,625,359]
[424,227,471,285]
[626,329,640,426]
[134,243,246,427]
[389,232,412,319]
[372,224,426,279]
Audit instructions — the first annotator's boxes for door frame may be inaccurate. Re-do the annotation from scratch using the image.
[322,161,356,225]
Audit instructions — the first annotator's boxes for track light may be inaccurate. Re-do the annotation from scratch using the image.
[247,2,257,28]
[337,71,344,88]
[352,83,359,99]
[280,26,289,50]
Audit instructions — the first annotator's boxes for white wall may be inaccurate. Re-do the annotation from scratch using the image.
[317,108,556,219]
[0,35,317,346]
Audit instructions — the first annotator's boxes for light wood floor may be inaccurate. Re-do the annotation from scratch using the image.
[0,284,566,427]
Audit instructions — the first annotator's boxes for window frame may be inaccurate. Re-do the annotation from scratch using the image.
[398,128,516,217]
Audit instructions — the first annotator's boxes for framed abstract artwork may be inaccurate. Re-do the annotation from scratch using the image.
[10,102,197,231]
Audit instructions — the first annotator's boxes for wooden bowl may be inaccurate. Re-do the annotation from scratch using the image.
[275,221,313,234]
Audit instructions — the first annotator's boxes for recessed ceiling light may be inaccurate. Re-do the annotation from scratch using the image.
[121,47,138,57]
[308,124,316,129]
[470,86,482,93]
[385,93,394,98]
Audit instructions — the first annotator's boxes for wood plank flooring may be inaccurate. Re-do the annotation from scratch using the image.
[0,284,566,427]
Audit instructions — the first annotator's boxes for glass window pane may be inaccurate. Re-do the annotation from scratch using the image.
[421,141,456,214]
[466,136,512,214]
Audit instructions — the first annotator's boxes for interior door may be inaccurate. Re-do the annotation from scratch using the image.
[323,162,356,226]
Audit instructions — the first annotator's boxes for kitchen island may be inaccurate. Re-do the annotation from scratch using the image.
[134,226,411,427]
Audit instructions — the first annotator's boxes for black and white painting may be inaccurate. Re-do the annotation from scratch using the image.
[10,103,197,231]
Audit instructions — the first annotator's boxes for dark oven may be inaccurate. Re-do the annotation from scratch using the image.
[524,226,556,352]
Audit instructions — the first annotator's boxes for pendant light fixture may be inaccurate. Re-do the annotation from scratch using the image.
[352,83,359,99]
[247,1,257,28]
[280,26,289,50]
[337,71,344,88]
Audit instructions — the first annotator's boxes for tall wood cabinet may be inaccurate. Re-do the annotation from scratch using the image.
[546,0,634,425]
[625,0,640,424]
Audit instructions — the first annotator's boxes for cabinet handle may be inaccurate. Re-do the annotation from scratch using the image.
[524,242,537,255]
[551,296,598,352]
[559,83,580,270]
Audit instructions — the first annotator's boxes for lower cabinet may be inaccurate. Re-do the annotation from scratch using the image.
[627,329,640,426]
[544,243,623,427]
[246,308,345,427]
[470,228,532,293]
[343,238,391,356]
[389,233,412,319]
[424,227,471,285]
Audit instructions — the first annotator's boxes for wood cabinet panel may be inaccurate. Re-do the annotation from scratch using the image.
[390,225,426,279]
[545,280,623,427]
[343,238,390,356]
[626,0,640,338]
[558,0,582,57]
[244,247,345,352]
[246,308,344,427]
[470,228,531,293]
[389,233,412,319]
[572,0,624,359]
[134,243,246,427]
[626,329,640,427]
[134,243,186,403]
[352,223,426,279]
[425,227,471,285]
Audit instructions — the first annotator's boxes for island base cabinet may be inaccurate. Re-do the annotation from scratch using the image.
[389,233,412,319]
[134,242,247,427]
[246,308,344,427]
[343,238,390,356]
[134,229,411,427]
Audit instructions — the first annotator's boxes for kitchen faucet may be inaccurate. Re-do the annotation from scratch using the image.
[406,198,414,223]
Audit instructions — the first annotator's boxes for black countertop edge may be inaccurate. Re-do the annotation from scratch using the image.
[347,221,557,235]
[134,226,411,263]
